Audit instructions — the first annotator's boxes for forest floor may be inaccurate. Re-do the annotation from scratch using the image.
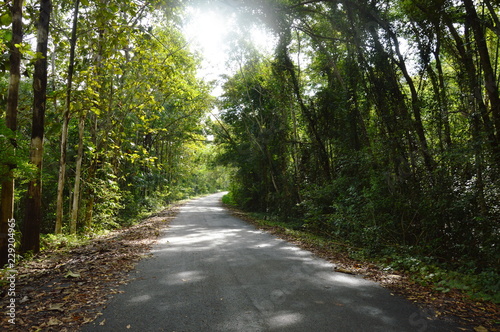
[0,200,499,331]
[0,205,180,331]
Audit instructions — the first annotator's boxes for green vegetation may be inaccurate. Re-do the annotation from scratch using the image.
[215,0,500,303]
[0,0,229,262]
[1,0,499,307]
[229,200,500,304]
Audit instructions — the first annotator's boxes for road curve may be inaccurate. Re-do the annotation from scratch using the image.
[81,192,457,331]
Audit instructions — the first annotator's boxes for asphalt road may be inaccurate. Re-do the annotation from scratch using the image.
[81,192,457,331]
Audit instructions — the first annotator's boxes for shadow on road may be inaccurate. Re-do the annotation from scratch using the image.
[81,193,457,332]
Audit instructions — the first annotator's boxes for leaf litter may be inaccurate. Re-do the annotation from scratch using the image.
[0,205,178,331]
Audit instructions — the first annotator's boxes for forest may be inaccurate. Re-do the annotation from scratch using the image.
[0,0,229,262]
[1,0,499,305]
[214,0,500,302]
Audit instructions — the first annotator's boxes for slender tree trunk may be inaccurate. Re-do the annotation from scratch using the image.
[81,23,107,231]
[367,26,412,174]
[464,0,500,147]
[276,34,331,180]
[55,0,80,234]
[0,0,22,265]
[21,0,52,254]
[484,0,500,37]
[434,34,452,149]
[84,195,95,230]
[443,13,500,161]
[83,112,98,230]
[373,14,435,174]
[69,112,85,234]
[471,101,488,215]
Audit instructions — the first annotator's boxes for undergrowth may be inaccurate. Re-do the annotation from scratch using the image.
[223,193,500,305]
[384,254,500,304]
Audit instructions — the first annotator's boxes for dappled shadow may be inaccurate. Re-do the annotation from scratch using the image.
[81,193,457,332]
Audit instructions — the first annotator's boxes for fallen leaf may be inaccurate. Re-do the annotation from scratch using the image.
[335,267,355,275]
[48,317,63,326]
[48,303,65,312]
[99,319,106,326]
[65,270,81,278]
[474,326,488,332]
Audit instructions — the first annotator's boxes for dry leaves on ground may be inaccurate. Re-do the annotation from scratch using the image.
[0,206,178,332]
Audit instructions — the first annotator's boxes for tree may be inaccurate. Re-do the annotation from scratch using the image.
[0,0,22,265]
[55,0,80,234]
[217,0,500,270]
[0,0,221,256]
[20,0,52,254]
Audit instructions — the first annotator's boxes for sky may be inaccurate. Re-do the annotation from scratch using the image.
[183,8,234,83]
[182,6,277,96]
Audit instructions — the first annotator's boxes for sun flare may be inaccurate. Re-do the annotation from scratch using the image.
[183,6,276,85]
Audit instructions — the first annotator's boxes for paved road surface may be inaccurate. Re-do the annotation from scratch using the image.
[81,193,457,331]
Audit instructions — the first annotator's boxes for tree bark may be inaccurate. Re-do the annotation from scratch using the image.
[276,32,332,180]
[70,112,85,234]
[433,34,452,149]
[443,13,500,160]
[464,0,500,147]
[55,0,80,234]
[20,0,52,254]
[362,5,435,174]
[0,0,23,265]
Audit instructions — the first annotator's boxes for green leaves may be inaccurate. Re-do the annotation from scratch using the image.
[216,0,500,298]
[0,12,11,26]
[1,29,12,42]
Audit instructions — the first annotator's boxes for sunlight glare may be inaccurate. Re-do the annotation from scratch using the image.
[183,8,234,80]
[183,6,277,91]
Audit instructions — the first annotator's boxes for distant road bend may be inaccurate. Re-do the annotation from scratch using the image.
[81,192,457,331]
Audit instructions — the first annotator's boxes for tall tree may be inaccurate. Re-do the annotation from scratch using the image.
[463,0,500,161]
[0,0,22,265]
[20,0,52,254]
[55,0,80,234]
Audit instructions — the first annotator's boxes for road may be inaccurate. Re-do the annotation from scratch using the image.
[81,192,457,331]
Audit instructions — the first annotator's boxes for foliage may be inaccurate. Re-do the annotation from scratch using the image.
[216,0,500,293]
[1,0,233,260]
[221,192,237,207]
[39,233,92,252]
[385,253,500,304]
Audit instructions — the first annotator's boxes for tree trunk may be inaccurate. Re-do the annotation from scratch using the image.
[484,0,500,37]
[443,12,500,162]
[276,32,332,180]
[69,111,85,234]
[55,0,80,234]
[0,0,23,265]
[366,8,435,174]
[464,0,500,150]
[433,33,452,149]
[21,0,52,254]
